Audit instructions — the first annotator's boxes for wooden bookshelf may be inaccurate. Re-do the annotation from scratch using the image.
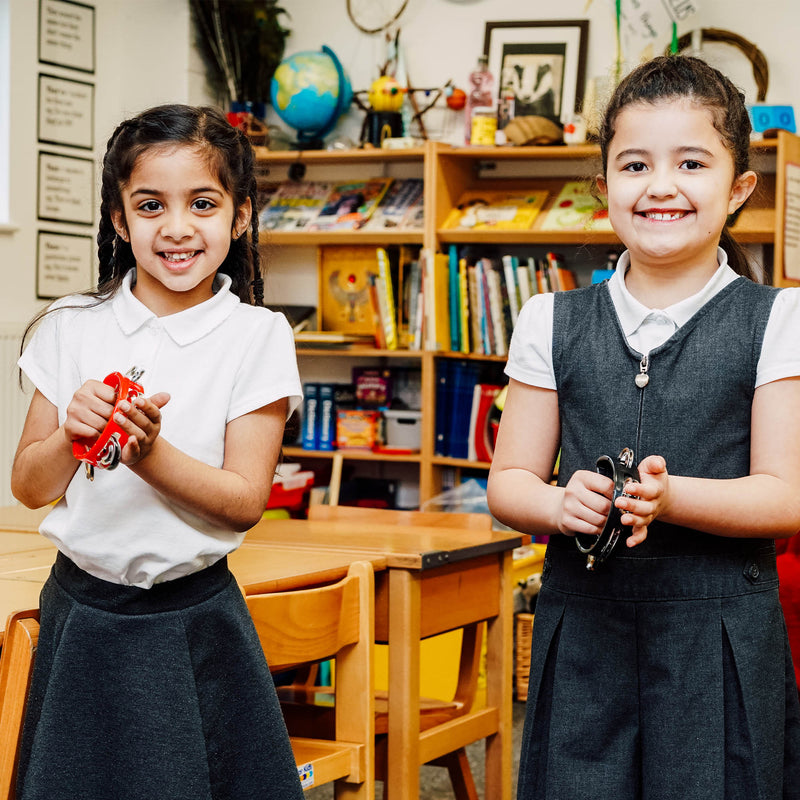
[257,136,789,504]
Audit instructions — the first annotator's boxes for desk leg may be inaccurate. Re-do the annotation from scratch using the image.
[485,550,513,800]
[387,567,421,800]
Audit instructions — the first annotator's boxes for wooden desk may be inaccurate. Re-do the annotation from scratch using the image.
[0,536,386,630]
[245,518,525,800]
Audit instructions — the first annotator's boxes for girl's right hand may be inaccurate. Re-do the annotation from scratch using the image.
[558,469,615,537]
[63,379,119,445]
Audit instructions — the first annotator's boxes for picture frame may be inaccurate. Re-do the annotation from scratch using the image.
[38,0,96,74]
[36,229,94,299]
[37,151,94,225]
[483,20,589,125]
[37,73,95,150]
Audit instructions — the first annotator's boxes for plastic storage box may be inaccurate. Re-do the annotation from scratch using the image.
[383,409,422,451]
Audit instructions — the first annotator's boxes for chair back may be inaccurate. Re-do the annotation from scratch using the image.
[0,610,40,800]
[247,561,375,796]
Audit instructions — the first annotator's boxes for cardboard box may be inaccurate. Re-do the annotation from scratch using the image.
[336,409,380,450]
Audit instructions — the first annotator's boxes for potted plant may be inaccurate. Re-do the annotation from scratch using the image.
[190,0,290,124]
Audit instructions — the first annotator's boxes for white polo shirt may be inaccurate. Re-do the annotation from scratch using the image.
[507,248,800,390]
[19,271,302,588]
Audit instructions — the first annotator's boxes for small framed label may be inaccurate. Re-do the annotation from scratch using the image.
[36,229,94,299]
[38,0,95,73]
[37,151,94,225]
[38,73,94,150]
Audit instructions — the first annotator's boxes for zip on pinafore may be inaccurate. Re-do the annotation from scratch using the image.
[634,354,650,456]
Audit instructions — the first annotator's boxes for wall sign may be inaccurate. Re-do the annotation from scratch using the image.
[37,151,94,225]
[36,230,94,299]
[38,73,94,150]
[38,0,95,73]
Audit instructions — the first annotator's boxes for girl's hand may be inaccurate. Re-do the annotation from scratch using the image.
[615,455,670,547]
[558,469,615,537]
[64,379,119,445]
[114,392,171,466]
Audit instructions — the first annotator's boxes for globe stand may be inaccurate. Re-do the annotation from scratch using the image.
[361,110,403,147]
[292,132,326,151]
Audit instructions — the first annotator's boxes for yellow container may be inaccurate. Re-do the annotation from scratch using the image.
[470,106,497,145]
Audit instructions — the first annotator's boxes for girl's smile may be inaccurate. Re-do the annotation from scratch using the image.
[112,144,250,315]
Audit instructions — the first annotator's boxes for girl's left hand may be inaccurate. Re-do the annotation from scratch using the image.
[113,392,171,466]
[614,455,670,547]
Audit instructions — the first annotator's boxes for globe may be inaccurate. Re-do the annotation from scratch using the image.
[270,45,353,149]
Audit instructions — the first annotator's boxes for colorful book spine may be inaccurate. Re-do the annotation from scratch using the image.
[376,247,398,350]
[501,254,521,323]
[301,382,319,450]
[317,383,336,451]
[448,244,461,351]
[458,256,470,354]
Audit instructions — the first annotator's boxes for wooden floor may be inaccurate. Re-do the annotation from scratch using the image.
[304,699,526,799]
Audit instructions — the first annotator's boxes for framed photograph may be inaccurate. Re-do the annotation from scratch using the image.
[37,151,94,225]
[483,20,589,125]
[37,230,94,299]
[38,73,95,150]
[38,0,96,73]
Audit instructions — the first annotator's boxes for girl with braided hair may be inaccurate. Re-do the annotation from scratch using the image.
[12,104,304,799]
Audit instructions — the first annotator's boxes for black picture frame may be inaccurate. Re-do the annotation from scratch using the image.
[38,0,96,74]
[483,20,589,125]
[37,73,95,150]
[37,151,94,225]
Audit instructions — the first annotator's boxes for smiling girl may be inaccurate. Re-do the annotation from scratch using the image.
[12,105,305,799]
[488,57,800,799]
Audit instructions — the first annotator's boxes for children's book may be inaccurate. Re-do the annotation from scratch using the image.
[258,181,332,231]
[467,384,504,462]
[442,189,548,230]
[539,181,613,232]
[362,178,424,230]
[309,178,393,231]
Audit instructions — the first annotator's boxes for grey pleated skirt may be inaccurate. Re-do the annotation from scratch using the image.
[517,535,800,800]
[17,552,305,800]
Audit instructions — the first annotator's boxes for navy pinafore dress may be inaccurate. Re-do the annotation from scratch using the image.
[517,279,800,800]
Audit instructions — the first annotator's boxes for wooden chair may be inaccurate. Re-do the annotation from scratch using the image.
[299,506,494,800]
[0,609,40,800]
[247,560,375,798]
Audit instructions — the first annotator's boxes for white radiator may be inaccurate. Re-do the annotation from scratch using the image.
[0,325,28,506]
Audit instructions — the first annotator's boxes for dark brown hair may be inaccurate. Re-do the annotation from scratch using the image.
[598,55,758,280]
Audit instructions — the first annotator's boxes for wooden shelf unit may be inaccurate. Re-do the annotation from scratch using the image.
[257,136,789,505]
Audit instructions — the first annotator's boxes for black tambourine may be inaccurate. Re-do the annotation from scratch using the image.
[574,447,640,571]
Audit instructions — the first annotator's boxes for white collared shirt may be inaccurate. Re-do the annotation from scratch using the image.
[506,248,800,390]
[19,271,303,587]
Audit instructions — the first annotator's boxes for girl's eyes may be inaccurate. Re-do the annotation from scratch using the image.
[135,198,218,213]
[681,160,703,170]
[623,162,647,173]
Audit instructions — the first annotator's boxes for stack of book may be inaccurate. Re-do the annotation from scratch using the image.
[258,177,424,232]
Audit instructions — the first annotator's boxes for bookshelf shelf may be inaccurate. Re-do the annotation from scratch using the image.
[258,135,789,506]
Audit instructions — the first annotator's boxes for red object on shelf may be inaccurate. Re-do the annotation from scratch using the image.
[266,470,314,511]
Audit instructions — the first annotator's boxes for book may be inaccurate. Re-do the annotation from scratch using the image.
[467,263,484,355]
[467,384,504,462]
[258,181,332,231]
[448,245,461,351]
[458,256,470,354]
[501,254,522,323]
[442,189,548,230]
[375,247,398,350]
[362,178,424,230]
[540,181,613,232]
[485,262,508,357]
[301,382,319,449]
[421,249,451,352]
[445,361,482,459]
[406,259,423,350]
[545,252,577,291]
[516,260,533,305]
[366,274,386,348]
[317,383,336,451]
[309,178,393,231]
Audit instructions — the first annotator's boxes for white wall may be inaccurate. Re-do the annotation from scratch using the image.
[270,0,800,147]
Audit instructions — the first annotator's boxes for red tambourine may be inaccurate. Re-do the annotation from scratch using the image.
[72,371,144,477]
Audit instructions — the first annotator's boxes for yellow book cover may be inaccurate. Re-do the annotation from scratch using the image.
[540,181,613,232]
[442,189,548,230]
[375,247,398,350]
